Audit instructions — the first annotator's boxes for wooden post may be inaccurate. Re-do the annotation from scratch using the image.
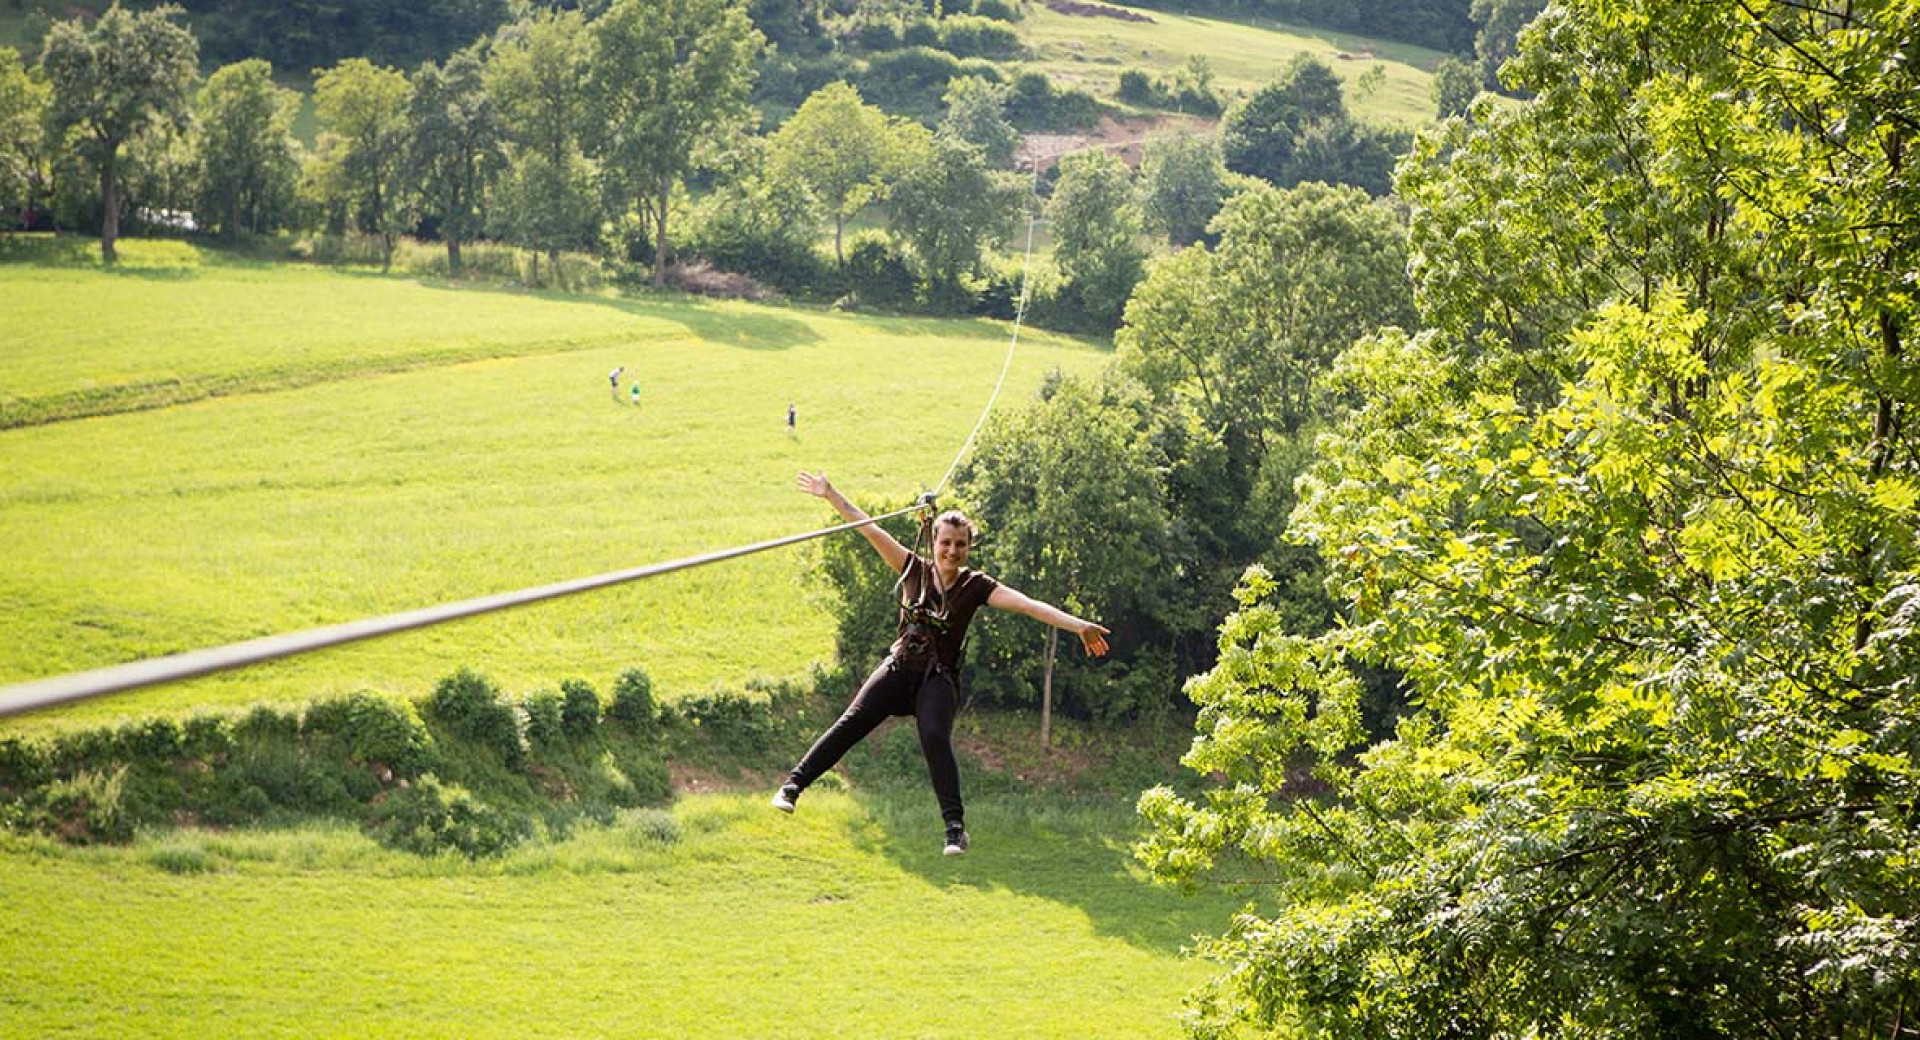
[1041,627,1057,752]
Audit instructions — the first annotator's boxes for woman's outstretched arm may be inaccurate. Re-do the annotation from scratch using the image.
[797,470,912,573]
[986,584,1111,657]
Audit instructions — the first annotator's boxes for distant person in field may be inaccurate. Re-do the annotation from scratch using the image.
[773,471,1110,856]
[609,365,624,399]
[630,379,641,405]
[787,402,796,436]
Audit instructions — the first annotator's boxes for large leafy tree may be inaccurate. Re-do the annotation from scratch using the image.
[485,8,599,284]
[0,47,51,228]
[937,74,1018,170]
[768,82,896,267]
[887,133,1025,308]
[309,58,414,270]
[193,59,300,239]
[586,0,764,288]
[39,3,198,263]
[1045,148,1145,332]
[1138,131,1225,248]
[1139,0,1920,1035]
[410,44,499,275]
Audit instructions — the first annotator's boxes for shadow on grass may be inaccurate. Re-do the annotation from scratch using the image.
[841,778,1247,959]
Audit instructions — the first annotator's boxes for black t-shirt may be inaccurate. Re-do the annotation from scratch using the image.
[892,554,998,671]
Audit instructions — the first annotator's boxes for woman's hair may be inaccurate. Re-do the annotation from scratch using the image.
[932,509,975,543]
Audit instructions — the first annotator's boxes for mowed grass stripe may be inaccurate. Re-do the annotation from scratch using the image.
[0,792,1237,1039]
[0,242,1108,732]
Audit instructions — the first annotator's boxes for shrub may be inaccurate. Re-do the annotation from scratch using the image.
[859,46,964,110]
[677,684,777,757]
[665,260,776,301]
[232,703,300,744]
[1007,70,1105,130]
[626,807,682,847]
[1118,68,1154,105]
[302,692,435,775]
[227,742,357,816]
[938,14,1022,59]
[364,775,531,858]
[521,690,566,755]
[559,679,602,741]
[854,16,900,50]
[179,715,233,762]
[840,233,919,309]
[424,668,525,767]
[607,667,660,734]
[112,718,184,762]
[901,16,940,48]
[971,0,1022,21]
[0,736,48,792]
[31,767,133,844]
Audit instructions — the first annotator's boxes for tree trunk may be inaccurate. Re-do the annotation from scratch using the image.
[835,214,846,268]
[651,178,671,289]
[1041,627,1058,752]
[99,144,120,264]
[447,237,463,276]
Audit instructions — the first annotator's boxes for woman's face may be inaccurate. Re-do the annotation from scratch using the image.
[932,521,972,573]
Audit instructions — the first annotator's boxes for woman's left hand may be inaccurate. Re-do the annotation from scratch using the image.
[1079,622,1110,658]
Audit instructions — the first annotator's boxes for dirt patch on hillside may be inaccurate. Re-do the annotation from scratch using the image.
[1016,113,1218,174]
[1046,0,1154,23]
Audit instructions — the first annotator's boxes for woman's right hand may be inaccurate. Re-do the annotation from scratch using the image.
[796,470,833,499]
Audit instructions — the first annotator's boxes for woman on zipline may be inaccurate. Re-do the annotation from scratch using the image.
[774,470,1110,856]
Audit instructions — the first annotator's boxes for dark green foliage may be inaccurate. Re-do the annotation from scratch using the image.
[112,718,184,762]
[969,0,1022,22]
[301,691,436,775]
[424,667,525,767]
[174,0,513,71]
[179,715,233,763]
[1114,0,1472,54]
[857,46,967,112]
[936,15,1021,59]
[226,740,360,817]
[1005,71,1103,131]
[26,767,132,844]
[0,736,48,793]
[839,232,918,310]
[901,17,941,48]
[1118,69,1154,106]
[364,775,531,858]
[231,703,300,744]
[521,689,566,754]
[559,679,603,741]
[752,52,860,115]
[675,684,777,757]
[607,667,660,733]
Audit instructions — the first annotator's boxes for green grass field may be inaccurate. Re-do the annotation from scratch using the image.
[0,790,1252,1038]
[1017,3,1449,128]
[0,237,1109,733]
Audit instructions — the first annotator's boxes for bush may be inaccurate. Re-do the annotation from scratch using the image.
[677,684,777,757]
[840,233,919,310]
[232,703,301,744]
[179,715,233,762]
[607,667,660,734]
[559,679,602,741]
[938,14,1022,59]
[521,690,566,755]
[0,736,48,792]
[854,16,901,50]
[424,668,525,767]
[364,775,531,858]
[301,692,435,775]
[226,742,358,816]
[1007,71,1105,130]
[901,16,940,48]
[31,767,133,844]
[1118,68,1154,105]
[859,46,964,110]
[971,0,1022,21]
[112,718,184,762]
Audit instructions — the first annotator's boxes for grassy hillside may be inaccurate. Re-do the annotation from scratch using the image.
[0,236,1109,733]
[0,789,1253,1038]
[1019,3,1449,127]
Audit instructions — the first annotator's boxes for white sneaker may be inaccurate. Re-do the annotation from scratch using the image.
[771,783,800,813]
[943,824,969,856]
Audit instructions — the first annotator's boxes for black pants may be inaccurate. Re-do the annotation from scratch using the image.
[786,657,963,825]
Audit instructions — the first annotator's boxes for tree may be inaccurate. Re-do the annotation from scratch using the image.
[410,44,499,274]
[888,133,1024,307]
[1139,0,1920,1035]
[586,0,764,288]
[39,3,198,262]
[1220,54,1343,183]
[1044,148,1144,332]
[193,59,300,239]
[769,82,894,267]
[310,58,414,269]
[1138,131,1225,247]
[937,74,1017,170]
[956,373,1179,731]
[1471,0,1548,90]
[485,7,599,282]
[1119,180,1412,460]
[1431,54,1479,118]
[0,47,51,228]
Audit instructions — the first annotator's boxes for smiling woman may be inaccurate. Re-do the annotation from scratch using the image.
[771,471,1108,857]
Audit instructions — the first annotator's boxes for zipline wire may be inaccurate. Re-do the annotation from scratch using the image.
[0,217,1045,721]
